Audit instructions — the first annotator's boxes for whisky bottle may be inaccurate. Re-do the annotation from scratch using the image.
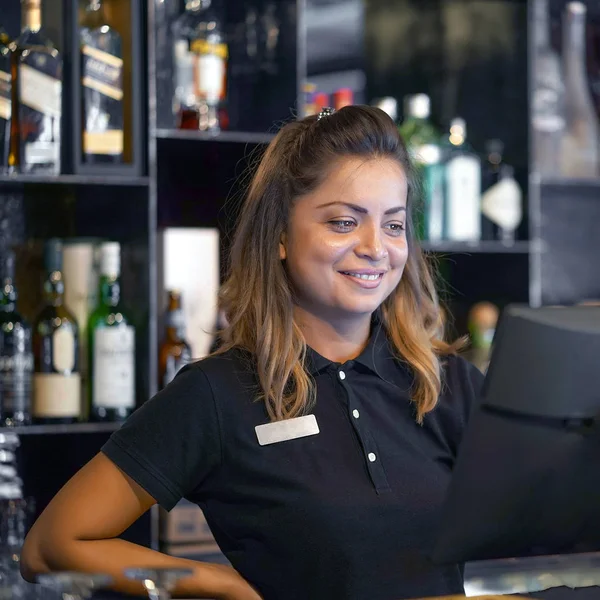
[8,0,62,175]
[172,0,229,132]
[0,26,11,172]
[32,239,81,424]
[159,290,192,390]
[80,0,124,164]
[88,242,135,422]
[0,252,33,426]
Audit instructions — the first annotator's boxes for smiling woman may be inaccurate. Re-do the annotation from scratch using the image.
[20,106,484,600]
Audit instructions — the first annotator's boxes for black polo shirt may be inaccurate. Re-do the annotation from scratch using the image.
[101,322,484,600]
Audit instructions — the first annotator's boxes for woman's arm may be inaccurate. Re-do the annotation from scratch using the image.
[20,452,261,600]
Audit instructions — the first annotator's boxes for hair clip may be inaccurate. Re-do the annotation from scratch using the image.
[317,107,335,120]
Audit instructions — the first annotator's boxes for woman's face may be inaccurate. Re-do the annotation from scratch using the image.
[280,156,409,329]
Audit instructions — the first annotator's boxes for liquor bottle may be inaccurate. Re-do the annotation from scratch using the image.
[443,118,481,242]
[559,2,599,178]
[159,290,192,390]
[172,0,229,132]
[80,0,124,164]
[466,301,499,374]
[398,94,443,241]
[531,0,565,177]
[8,0,62,175]
[0,26,11,173]
[480,140,523,244]
[32,239,81,424]
[0,252,33,426]
[88,242,135,421]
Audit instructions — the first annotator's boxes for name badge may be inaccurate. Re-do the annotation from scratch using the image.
[255,414,320,446]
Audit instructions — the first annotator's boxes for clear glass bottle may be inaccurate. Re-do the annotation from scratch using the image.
[172,0,228,132]
[88,242,135,422]
[80,0,124,164]
[159,290,192,390]
[443,118,481,242]
[559,2,599,178]
[0,25,11,173]
[531,0,565,177]
[32,239,81,424]
[0,252,33,427]
[8,0,62,175]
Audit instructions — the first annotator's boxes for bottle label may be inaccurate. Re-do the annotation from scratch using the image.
[0,351,33,414]
[93,326,135,409]
[166,308,185,331]
[33,373,81,418]
[52,325,77,372]
[82,45,123,101]
[190,39,227,102]
[445,155,481,241]
[20,64,61,117]
[0,68,10,120]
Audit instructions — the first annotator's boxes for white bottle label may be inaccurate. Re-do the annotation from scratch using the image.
[20,64,61,117]
[195,54,225,102]
[481,178,523,232]
[445,155,481,241]
[93,326,135,409]
[33,373,81,418]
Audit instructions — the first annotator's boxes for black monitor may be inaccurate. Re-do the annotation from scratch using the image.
[433,304,600,565]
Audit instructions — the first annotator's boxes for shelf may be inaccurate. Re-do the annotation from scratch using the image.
[420,241,531,254]
[0,174,150,187]
[3,422,122,436]
[155,129,276,145]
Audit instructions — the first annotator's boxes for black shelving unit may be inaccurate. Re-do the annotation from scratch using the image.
[2,0,600,573]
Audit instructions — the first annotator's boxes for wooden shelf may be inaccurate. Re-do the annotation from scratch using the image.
[0,174,150,187]
[155,129,276,145]
[420,241,531,254]
[4,422,122,435]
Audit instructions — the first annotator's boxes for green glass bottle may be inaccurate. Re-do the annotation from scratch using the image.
[32,239,81,424]
[88,242,135,421]
[0,251,33,426]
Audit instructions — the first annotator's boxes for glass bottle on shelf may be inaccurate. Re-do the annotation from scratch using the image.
[559,2,599,179]
[398,94,443,241]
[159,290,192,390]
[172,0,229,132]
[8,0,62,175]
[0,26,11,173]
[531,0,565,177]
[88,242,135,422]
[443,117,481,242]
[80,0,124,165]
[32,239,81,424]
[0,252,33,427]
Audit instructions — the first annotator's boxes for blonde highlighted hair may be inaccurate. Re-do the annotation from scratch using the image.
[213,105,462,424]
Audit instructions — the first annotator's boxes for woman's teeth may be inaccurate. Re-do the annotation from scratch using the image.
[341,272,382,281]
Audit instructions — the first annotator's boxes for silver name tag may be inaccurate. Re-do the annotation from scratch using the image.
[255,414,320,446]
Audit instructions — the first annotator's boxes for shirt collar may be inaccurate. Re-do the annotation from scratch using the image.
[305,314,402,382]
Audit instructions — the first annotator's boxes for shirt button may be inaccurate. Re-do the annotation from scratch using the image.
[352,409,360,419]
[338,371,346,380]
[368,452,377,462]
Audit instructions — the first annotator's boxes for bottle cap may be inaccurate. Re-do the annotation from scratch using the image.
[405,94,430,119]
[100,242,121,277]
[333,88,353,110]
[44,238,63,273]
[372,97,398,122]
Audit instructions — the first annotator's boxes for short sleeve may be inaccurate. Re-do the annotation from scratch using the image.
[101,364,222,511]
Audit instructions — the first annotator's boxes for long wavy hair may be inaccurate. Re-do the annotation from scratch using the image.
[213,105,462,424]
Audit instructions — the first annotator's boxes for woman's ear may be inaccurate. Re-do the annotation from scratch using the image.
[279,232,287,261]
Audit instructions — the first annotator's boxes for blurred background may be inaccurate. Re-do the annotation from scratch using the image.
[0,0,600,594]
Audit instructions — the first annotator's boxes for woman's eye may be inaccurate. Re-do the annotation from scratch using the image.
[329,220,356,231]
[386,223,406,235]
